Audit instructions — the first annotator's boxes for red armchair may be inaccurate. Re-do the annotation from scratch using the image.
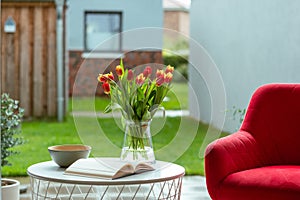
[205,84,300,200]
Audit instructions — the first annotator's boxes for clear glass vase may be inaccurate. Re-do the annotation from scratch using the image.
[120,120,155,164]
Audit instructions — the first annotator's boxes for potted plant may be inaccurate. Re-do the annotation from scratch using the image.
[1,93,25,200]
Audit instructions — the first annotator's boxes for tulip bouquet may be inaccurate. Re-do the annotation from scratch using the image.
[97,61,174,162]
[97,61,174,121]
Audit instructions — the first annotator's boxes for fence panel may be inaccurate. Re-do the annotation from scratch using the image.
[1,3,58,117]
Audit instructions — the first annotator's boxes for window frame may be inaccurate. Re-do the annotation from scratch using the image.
[84,11,123,52]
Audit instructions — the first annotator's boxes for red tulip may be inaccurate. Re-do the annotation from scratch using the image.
[156,74,165,86]
[143,66,152,78]
[127,69,134,81]
[102,82,110,94]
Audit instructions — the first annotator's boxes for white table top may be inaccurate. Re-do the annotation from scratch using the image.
[27,158,185,185]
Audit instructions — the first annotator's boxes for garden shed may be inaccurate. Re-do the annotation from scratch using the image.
[1,0,67,119]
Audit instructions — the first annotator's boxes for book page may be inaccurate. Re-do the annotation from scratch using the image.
[64,167,115,179]
[112,163,135,179]
[64,158,118,179]
[64,158,156,179]
[134,162,155,174]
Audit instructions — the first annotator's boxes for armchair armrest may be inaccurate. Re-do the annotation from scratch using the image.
[205,131,263,198]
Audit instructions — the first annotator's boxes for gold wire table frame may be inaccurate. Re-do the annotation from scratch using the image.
[27,159,185,200]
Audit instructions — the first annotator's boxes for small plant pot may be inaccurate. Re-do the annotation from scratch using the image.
[1,178,20,200]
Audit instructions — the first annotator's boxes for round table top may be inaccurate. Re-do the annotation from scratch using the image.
[27,158,185,185]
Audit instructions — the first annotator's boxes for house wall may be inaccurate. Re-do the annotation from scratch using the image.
[189,0,300,132]
[69,51,163,96]
[67,0,163,96]
[67,0,163,50]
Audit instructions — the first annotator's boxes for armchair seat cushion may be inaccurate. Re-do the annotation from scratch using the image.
[220,165,300,200]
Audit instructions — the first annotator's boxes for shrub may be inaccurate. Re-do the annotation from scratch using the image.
[1,93,25,167]
[163,54,188,68]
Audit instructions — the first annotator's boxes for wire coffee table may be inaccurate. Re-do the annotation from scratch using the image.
[27,158,185,199]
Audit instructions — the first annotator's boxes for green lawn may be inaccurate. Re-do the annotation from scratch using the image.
[70,82,189,112]
[2,116,228,177]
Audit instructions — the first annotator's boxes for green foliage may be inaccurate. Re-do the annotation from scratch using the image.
[163,54,188,70]
[172,39,189,50]
[232,106,246,130]
[174,64,189,81]
[1,93,25,167]
[163,37,189,51]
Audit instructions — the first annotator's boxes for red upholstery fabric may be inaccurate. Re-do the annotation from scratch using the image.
[205,84,300,200]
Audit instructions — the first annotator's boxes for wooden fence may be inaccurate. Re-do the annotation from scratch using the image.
[1,2,64,118]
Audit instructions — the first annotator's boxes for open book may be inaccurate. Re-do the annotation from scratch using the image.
[64,158,155,179]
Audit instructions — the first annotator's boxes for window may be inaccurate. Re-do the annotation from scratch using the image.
[85,11,122,52]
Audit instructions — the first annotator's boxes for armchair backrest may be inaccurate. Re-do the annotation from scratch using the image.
[241,83,300,165]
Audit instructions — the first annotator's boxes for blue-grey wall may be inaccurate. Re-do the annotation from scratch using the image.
[189,0,300,132]
[67,0,163,50]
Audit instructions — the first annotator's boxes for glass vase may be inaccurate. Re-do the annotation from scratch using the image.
[120,120,155,164]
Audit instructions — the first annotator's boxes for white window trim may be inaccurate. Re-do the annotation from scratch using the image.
[81,52,124,59]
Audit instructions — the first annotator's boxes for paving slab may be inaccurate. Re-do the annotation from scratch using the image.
[181,176,211,200]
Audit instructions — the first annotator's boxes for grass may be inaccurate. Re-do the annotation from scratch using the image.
[2,116,228,177]
[70,82,189,112]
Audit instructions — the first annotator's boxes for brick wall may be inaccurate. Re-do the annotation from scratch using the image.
[69,50,163,96]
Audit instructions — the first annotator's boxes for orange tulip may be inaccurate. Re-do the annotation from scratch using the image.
[136,73,146,85]
[107,72,114,81]
[165,65,174,74]
[97,74,107,83]
[156,69,164,78]
[97,72,114,83]
[165,72,173,83]
[116,65,123,76]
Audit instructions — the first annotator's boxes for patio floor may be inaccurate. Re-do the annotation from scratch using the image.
[18,175,211,199]
[181,176,211,200]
